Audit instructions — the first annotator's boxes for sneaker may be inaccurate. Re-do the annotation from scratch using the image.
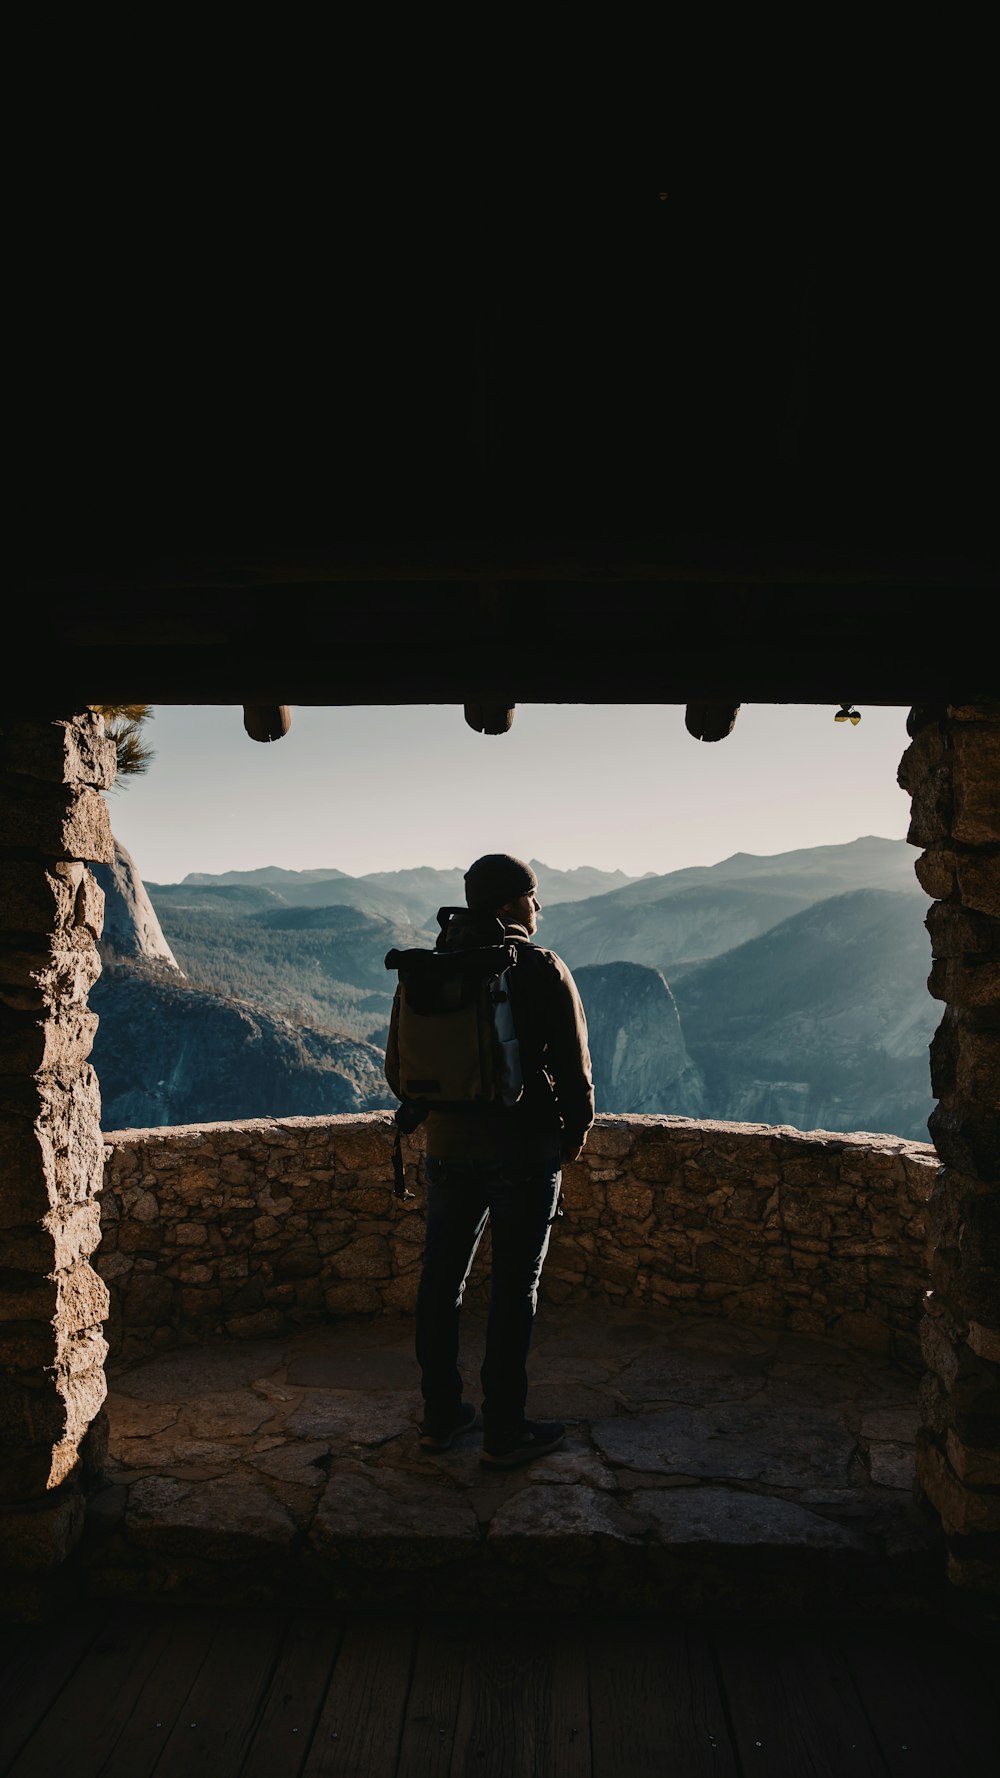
[418,1402,478,1451]
[480,1420,566,1468]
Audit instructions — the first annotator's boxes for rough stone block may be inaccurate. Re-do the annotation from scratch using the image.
[919,1369,949,1437]
[955,1191,1000,1278]
[117,1218,162,1254]
[968,1321,1000,1363]
[312,1463,480,1570]
[898,717,947,783]
[946,1429,1000,1486]
[54,1319,109,1380]
[29,1260,109,1341]
[1,713,116,789]
[271,1245,322,1280]
[725,1282,785,1325]
[945,1549,1000,1593]
[928,1107,1000,1184]
[337,1186,387,1215]
[953,727,1000,842]
[695,1243,755,1285]
[0,1276,59,1324]
[947,1368,1000,1451]
[930,1011,1000,1105]
[0,1369,66,1442]
[956,852,1000,920]
[631,1141,682,1182]
[331,1234,391,1280]
[831,1310,891,1354]
[916,1437,1000,1536]
[927,902,1000,960]
[0,783,114,864]
[0,1004,99,1073]
[177,1284,221,1319]
[0,1492,86,1572]
[126,1474,297,1560]
[905,766,954,849]
[172,1221,209,1247]
[330,1121,395,1170]
[50,1366,109,1488]
[95,1252,133,1287]
[0,1324,62,1372]
[0,1201,101,1273]
[926,1172,988,1250]
[584,1124,635,1158]
[123,1272,174,1326]
[323,1281,382,1315]
[929,953,1000,1009]
[379,1274,420,1312]
[914,846,957,903]
[0,928,102,1002]
[606,1181,654,1220]
[0,861,92,937]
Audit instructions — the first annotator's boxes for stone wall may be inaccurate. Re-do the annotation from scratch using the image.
[899,702,1000,1592]
[0,711,117,1617]
[98,1113,937,1370]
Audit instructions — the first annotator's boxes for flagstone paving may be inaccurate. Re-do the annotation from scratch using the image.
[73,1303,948,1620]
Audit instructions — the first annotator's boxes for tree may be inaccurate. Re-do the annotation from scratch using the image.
[91,704,155,783]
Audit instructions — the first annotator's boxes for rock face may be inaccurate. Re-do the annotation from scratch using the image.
[91,840,182,970]
[89,967,393,1129]
[573,962,705,1117]
[91,841,394,1128]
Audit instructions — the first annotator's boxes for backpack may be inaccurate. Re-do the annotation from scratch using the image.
[384,909,524,1196]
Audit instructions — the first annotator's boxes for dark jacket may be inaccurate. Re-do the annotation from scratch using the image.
[385,907,595,1167]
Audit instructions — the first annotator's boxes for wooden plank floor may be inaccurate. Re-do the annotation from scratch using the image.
[0,1603,996,1777]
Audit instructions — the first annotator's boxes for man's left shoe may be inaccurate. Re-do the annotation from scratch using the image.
[418,1402,479,1450]
[480,1419,566,1467]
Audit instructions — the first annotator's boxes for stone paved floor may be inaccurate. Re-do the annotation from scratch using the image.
[75,1305,949,1620]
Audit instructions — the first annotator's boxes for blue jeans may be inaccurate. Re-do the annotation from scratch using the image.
[415,1152,562,1437]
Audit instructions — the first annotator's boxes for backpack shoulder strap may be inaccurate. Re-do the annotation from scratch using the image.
[390,1098,425,1200]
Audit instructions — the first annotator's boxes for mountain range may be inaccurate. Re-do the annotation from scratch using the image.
[90,838,938,1141]
[166,860,647,932]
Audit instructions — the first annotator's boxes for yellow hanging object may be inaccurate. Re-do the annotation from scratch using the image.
[835,705,861,726]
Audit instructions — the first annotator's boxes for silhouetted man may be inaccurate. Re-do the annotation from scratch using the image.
[385,853,594,1466]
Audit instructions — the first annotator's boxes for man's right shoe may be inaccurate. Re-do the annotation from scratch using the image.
[480,1420,566,1468]
[419,1401,478,1451]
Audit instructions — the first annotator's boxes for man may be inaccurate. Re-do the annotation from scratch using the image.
[384,853,594,1468]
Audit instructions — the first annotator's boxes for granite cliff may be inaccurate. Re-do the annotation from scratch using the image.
[573,962,706,1117]
[90,843,395,1129]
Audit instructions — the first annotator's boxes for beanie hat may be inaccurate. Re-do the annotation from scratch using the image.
[464,853,538,912]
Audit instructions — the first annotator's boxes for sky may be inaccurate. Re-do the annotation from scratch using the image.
[107,701,916,887]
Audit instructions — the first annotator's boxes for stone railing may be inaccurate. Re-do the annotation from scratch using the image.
[98,1113,938,1371]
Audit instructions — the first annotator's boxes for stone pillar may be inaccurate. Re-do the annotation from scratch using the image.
[899,702,1000,1601]
[0,710,116,1619]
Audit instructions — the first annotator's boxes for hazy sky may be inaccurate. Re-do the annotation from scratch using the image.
[107,701,916,886]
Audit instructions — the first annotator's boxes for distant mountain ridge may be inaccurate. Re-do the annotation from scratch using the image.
[157,860,649,931]
[534,837,925,972]
[96,836,937,1141]
[671,887,937,1138]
